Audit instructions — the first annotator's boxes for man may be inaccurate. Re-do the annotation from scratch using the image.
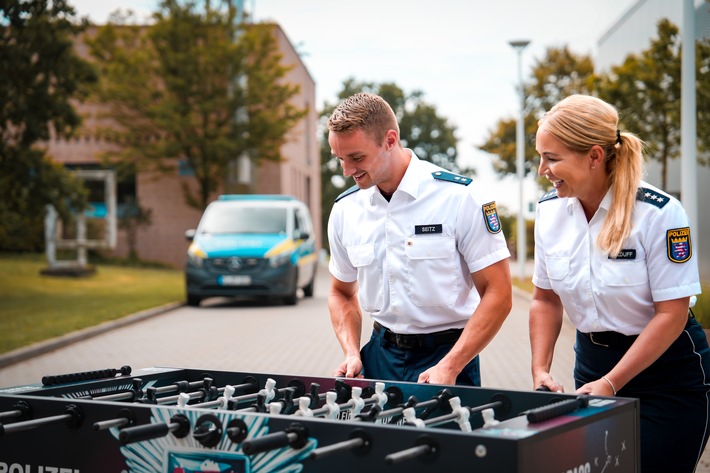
[326,92,512,386]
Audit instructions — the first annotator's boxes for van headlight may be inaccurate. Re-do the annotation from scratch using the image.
[187,243,207,267]
[269,251,293,268]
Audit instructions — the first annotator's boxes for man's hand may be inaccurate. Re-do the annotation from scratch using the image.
[332,355,364,378]
[417,364,457,385]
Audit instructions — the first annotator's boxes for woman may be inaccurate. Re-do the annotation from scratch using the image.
[530,94,710,473]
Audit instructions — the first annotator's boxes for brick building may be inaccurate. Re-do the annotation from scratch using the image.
[43,23,320,268]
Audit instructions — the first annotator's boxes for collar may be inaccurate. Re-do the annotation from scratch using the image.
[565,187,613,215]
[368,149,421,205]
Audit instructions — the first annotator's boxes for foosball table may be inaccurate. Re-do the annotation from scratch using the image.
[0,366,639,472]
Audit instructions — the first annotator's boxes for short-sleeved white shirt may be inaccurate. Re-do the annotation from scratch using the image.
[532,181,701,336]
[328,152,510,334]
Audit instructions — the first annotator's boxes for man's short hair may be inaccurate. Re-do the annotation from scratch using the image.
[327,92,399,144]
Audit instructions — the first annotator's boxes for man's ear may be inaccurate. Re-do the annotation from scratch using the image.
[384,129,398,150]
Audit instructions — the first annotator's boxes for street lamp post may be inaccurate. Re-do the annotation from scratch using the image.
[509,39,530,281]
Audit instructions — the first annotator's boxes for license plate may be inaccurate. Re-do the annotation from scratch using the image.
[219,275,251,286]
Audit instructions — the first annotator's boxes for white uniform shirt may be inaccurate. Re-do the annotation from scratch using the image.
[532,181,701,336]
[328,152,510,334]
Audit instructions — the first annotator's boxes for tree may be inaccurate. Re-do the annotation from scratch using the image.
[593,19,710,187]
[479,46,595,183]
[87,0,307,210]
[0,0,94,251]
[319,79,460,250]
[592,20,682,190]
[698,37,710,164]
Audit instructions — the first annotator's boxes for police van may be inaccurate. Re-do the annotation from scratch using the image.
[184,195,317,306]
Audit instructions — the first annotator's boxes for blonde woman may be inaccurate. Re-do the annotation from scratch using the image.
[530,94,709,473]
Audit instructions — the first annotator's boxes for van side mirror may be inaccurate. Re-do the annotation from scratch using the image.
[185,229,196,241]
[293,229,310,240]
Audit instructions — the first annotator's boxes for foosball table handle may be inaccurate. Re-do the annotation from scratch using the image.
[118,414,190,444]
[525,396,589,423]
[241,422,309,455]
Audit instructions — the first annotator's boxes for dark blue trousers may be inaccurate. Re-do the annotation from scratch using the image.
[360,327,481,386]
[574,317,710,473]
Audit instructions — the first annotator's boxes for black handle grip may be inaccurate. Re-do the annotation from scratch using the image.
[525,396,588,423]
[119,423,169,444]
[42,365,131,386]
[242,431,291,455]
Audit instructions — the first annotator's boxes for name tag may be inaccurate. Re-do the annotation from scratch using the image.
[610,249,636,260]
[415,224,442,235]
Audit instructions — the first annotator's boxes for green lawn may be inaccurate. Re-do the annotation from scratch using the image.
[0,254,184,354]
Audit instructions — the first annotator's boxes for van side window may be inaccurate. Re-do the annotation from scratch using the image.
[294,209,302,233]
[295,208,310,239]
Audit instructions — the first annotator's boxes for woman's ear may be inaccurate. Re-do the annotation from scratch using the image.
[589,145,605,170]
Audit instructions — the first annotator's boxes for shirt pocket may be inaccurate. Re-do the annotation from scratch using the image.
[346,243,383,313]
[546,256,570,281]
[600,260,649,286]
[405,236,459,307]
[347,243,375,267]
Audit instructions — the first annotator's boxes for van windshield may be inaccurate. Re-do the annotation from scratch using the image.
[200,206,288,234]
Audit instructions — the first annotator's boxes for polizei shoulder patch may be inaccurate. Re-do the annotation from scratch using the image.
[636,187,670,209]
[432,171,472,186]
[334,185,360,202]
[667,227,692,263]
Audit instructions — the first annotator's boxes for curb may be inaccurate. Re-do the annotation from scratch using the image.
[0,301,184,369]
[0,282,532,370]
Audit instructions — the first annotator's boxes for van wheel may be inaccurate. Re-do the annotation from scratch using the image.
[283,292,297,305]
[284,270,298,305]
[303,276,315,298]
[187,294,202,307]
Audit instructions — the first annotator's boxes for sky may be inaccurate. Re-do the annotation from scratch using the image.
[70,0,640,214]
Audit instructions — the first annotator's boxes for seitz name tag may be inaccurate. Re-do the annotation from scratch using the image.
[415,224,442,235]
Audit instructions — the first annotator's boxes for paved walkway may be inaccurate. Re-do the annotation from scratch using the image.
[0,260,707,471]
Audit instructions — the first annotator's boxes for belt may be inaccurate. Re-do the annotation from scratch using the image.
[373,321,463,349]
[580,330,638,349]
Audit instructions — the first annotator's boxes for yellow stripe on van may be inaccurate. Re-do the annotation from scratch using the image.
[264,238,298,258]
[298,253,318,267]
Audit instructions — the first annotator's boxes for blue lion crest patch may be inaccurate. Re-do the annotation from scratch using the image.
[666,227,692,263]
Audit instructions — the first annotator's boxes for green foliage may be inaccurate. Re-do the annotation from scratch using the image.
[698,38,710,162]
[87,0,307,210]
[479,46,595,186]
[0,148,88,250]
[0,0,97,148]
[319,79,461,251]
[0,253,183,354]
[0,0,95,251]
[497,209,534,260]
[593,20,710,186]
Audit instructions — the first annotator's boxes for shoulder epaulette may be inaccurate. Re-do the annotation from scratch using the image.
[335,185,360,202]
[432,171,472,186]
[636,187,670,209]
[538,189,558,203]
